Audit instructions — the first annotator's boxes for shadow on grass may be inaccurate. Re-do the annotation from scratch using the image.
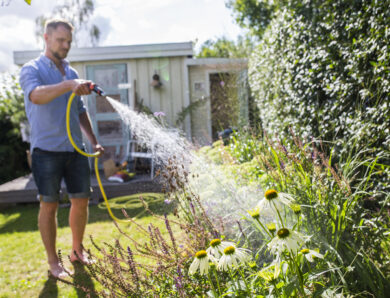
[72,262,98,297]
[0,193,173,234]
[37,264,98,298]
[38,276,58,298]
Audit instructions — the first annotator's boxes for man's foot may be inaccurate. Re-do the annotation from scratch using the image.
[70,250,95,265]
[49,262,71,278]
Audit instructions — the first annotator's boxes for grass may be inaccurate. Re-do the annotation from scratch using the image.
[0,193,171,297]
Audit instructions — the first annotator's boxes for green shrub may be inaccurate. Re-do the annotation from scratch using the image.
[0,71,29,184]
[225,131,390,296]
[249,0,390,195]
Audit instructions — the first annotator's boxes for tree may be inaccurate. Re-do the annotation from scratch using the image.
[196,35,255,58]
[35,0,100,47]
[225,0,278,37]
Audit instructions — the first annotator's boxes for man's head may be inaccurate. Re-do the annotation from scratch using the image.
[44,19,74,61]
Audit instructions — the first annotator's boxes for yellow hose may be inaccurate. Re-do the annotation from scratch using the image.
[66,92,129,223]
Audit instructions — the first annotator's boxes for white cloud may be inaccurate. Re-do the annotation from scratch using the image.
[0,0,244,72]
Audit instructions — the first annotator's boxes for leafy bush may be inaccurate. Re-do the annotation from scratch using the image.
[223,131,390,296]
[0,71,29,184]
[248,0,390,195]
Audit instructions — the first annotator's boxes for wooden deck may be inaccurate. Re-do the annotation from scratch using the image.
[0,172,162,205]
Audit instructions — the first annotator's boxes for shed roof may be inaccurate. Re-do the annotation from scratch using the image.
[13,41,193,65]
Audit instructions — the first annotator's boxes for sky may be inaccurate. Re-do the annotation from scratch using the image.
[0,0,245,72]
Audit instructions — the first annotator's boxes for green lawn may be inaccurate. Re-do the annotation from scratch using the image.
[0,193,170,297]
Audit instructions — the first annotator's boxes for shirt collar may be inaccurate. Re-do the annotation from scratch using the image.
[40,53,69,69]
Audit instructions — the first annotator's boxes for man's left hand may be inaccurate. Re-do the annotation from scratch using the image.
[94,144,105,156]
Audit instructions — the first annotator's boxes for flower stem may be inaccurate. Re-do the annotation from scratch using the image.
[272,279,281,297]
[228,268,240,291]
[213,268,222,296]
[207,272,218,297]
[273,202,285,228]
[255,218,272,238]
[287,252,306,296]
[238,267,250,294]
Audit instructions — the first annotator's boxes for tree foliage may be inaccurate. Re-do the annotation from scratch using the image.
[226,0,278,37]
[0,71,29,184]
[35,0,100,47]
[196,35,255,58]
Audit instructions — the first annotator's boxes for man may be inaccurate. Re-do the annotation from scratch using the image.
[19,19,104,278]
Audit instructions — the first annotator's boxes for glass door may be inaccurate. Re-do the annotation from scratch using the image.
[86,63,129,166]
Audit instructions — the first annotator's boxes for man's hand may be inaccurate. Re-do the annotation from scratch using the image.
[93,144,105,157]
[71,79,92,96]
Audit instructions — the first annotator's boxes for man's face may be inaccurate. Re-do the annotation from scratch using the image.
[44,25,72,60]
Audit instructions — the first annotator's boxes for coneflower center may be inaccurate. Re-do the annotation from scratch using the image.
[224,246,236,255]
[195,250,207,259]
[277,228,290,239]
[210,239,221,247]
[265,189,278,200]
[300,248,310,254]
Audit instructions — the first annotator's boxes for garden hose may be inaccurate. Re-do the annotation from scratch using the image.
[66,89,130,223]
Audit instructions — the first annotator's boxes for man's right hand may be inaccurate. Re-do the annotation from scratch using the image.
[71,79,93,96]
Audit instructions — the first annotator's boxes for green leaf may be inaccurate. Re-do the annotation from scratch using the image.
[24,0,31,5]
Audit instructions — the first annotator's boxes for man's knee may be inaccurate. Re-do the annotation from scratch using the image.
[40,201,59,213]
[70,197,89,208]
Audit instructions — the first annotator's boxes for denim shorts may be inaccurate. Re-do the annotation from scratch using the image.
[32,148,91,202]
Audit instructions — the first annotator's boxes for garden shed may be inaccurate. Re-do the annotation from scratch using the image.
[13,42,248,162]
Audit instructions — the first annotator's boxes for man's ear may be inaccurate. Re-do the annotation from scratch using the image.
[43,33,49,43]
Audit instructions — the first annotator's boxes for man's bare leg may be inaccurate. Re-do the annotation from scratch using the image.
[38,201,68,277]
[69,198,91,264]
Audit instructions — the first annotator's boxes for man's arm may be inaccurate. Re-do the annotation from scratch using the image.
[79,111,104,155]
[30,79,92,105]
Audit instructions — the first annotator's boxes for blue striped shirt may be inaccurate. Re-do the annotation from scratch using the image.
[19,54,87,152]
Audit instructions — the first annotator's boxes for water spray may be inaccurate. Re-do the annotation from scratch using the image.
[66,83,130,223]
[66,83,260,226]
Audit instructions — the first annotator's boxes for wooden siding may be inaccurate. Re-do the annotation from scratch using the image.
[72,57,189,141]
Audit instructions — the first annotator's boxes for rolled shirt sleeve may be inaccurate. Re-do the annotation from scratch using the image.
[20,64,42,102]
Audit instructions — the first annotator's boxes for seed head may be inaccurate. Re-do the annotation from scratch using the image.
[265,189,278,200]
[223,246,236,255]
[195,250,207,259]
[277,228,290,239]
[210,239,221,247]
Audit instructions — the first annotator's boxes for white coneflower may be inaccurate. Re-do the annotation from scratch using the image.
[257,189,295,215]
[217,245,251,271]
[300,248,324,262]
[189,250,216,275]
[267,227,305,255]
[206,238,236,258]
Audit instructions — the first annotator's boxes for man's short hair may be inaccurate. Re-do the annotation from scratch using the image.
[45,19,74,34]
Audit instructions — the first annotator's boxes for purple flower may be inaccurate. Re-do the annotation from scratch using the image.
[153,111,166,117]
[220,81,225,87]
[164,199,172,204]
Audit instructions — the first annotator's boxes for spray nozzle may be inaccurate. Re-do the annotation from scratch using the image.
[89,83,106,96]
